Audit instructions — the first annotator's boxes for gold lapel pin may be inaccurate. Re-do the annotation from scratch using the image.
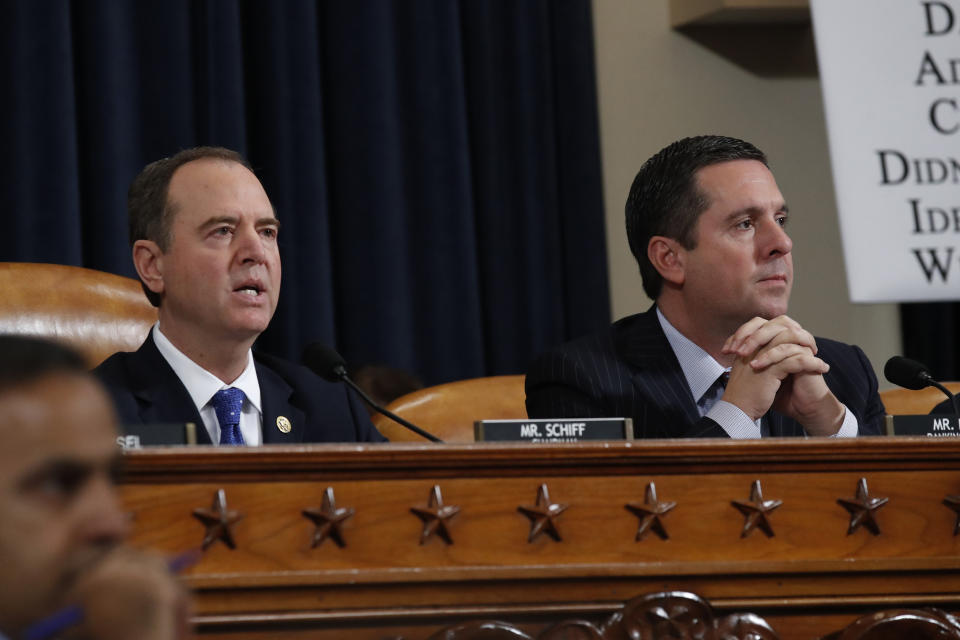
[276,416,292,433]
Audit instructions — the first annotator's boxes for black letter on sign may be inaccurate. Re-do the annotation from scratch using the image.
[912,247,955,282]
[923,1,955,35]
[930,98,960,134]
[916,51,947,86]
[878,149,908,185]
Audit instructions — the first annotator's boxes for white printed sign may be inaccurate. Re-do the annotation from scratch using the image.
[811,0,960,302]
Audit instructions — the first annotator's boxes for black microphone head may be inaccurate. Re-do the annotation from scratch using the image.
[884,356,933,390]
[301,343,348,382]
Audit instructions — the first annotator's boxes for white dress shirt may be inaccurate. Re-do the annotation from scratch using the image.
[656,308,857,438]
[152,325,263,446]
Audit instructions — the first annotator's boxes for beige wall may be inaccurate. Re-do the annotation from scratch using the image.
[591,0,900,386]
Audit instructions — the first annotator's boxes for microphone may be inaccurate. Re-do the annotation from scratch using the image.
[301,343,443,443]
[884,356,934,390]
[884,355,960,417]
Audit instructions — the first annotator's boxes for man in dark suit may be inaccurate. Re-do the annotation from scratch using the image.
[526,135,885,438]
[0,336,188,640]
[95,147,384,444]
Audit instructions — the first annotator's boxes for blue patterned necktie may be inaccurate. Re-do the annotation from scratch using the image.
[699,371,730,416]
[700,372,771,436]
[212,387,246,446]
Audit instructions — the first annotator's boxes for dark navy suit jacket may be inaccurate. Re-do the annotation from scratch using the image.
[525,307,885,438]
[94,333,385,444]
[931,399,959,414]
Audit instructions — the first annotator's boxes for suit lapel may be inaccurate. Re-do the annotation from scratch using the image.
[616,307,703,436]
[256,361,306,444]
[125,334,212,445]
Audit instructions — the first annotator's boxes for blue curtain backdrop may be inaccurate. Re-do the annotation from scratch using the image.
[0,0,610,385]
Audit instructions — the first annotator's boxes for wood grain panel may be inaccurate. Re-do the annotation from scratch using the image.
[119,438,960,638]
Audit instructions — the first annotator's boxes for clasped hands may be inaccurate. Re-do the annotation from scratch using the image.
[719,315,845,435]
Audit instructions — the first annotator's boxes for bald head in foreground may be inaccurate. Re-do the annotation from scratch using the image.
[0,335,188,640]
[525,135,885,438]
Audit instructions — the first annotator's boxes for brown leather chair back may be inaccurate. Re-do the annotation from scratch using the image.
[0,262,157,367]
[372,374,526,442]
[880,383,960,415]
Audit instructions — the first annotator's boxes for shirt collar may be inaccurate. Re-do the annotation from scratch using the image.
[152,324,262,415]
[656,307,728,403]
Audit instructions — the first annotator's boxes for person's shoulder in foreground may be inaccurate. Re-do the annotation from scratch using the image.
[93,145,384,444]
[929,390,960,415]
[0,335,189,640]
[526,134,884,438]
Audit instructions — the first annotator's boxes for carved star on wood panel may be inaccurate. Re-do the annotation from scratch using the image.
[943,495,960,536]
[837,477,889,536]
[192,489,244,550]
[731,480,782,538]
[410,485,460,545]
[518,483,569,543]
[303,487,355,548]
[625,482,676,541]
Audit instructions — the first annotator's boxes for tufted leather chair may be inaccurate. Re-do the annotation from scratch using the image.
[0,262,157,368]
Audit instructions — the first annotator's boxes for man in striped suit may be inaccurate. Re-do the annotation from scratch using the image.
[525,136,884,438]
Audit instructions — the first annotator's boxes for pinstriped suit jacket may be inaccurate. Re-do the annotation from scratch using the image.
[525,306,885,438]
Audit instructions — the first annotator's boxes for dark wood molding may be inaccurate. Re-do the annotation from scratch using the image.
[669,0,816,77]
[670,0,810,28]
[123,437,960,481]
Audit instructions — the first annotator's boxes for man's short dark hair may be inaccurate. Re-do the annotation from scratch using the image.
[0,335,87,394]
[127,146,253,306]
[625,135,768,300]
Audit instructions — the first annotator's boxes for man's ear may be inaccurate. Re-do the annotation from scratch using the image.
[132,240,165,297]
[647,235,686,286]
